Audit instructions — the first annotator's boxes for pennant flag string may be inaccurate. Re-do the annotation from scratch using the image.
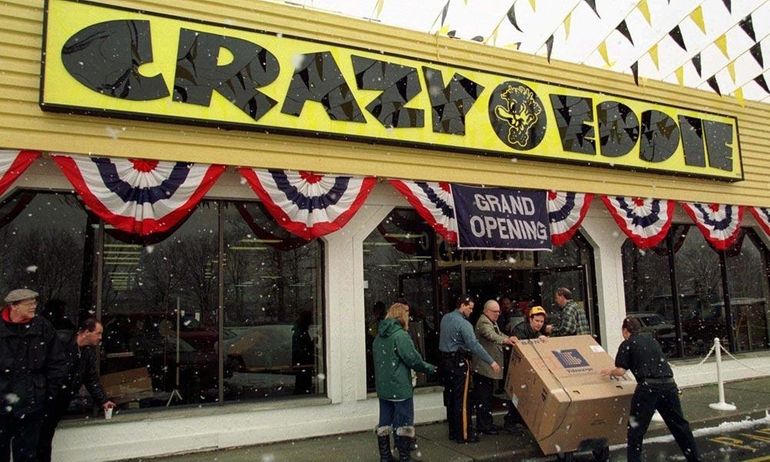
[576,1,639,64]
[52,154,225,235]
[0,149,40,198]
[601,196,676,248]
[532,0,582,59]
[238,168,376,240]
[681,202,743,250]
[506,0,523,33]
[693,33,770,93]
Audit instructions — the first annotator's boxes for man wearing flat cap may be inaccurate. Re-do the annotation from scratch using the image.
[0,288,67,462]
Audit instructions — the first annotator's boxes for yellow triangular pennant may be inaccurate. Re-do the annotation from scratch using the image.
[374,0,385,18]
[438,25,451,36]
[598,41,611,66]
[529,0,536,11]
[715,34,729,59]
[649,43,659,69]
[675,66,684,86]
[638,0,651,26]
[690,6,706,34]
[727,61,736,83]
[734,87,745,107]
[564,13,572,40]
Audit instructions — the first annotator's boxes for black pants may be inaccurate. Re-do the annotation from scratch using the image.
[0,410,45,462]
[627,383,700,462]
[441,353,473,441]
[472,373,495,431]
[38,401,69,462]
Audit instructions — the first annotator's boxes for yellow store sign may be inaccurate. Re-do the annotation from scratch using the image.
[41,0,742,181]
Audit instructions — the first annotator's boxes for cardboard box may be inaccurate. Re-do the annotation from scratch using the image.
[505,335,635,456]
[101,367,155,404]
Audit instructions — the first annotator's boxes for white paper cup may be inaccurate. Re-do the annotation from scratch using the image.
[104,407,113,420]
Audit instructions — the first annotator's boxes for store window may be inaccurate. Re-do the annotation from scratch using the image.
[363,209,438,390]
[0,191,90,326]
[621,225,770,359]
[725,230,770,353]
[1,191,325,416]
[222,201,325,401]
[622,226,681,357]
[100,200,325,409]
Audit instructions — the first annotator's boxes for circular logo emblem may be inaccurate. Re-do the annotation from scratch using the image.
[488,81,546,150]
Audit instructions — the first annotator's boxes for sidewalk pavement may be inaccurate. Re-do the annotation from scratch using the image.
[133,377,770,461]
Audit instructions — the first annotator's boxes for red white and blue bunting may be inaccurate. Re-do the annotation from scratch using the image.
[52,155,225,235]
[547,191,593,246]
[238,168,376,239]
[681,202,743,250]
[750,207,770,236]
[388,180,458,244]
[0,149,40,196]
[601,196,675,248]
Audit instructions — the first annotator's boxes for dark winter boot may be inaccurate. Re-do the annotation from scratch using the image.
[375,426,395,462]
[395,426,416,462]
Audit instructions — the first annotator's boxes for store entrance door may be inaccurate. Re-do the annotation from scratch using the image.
[462,264,595,339]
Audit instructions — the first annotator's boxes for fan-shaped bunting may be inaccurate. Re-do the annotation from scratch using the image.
[238,169,376,239]
[52,154,225,235]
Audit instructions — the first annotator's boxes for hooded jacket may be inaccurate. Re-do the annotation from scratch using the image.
[373,318,436,400]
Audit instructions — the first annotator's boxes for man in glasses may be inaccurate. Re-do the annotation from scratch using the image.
[439,295,501,444]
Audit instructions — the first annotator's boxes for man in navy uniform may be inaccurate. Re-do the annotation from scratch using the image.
[439,295,501,444]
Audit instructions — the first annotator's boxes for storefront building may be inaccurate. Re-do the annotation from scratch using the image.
[2,0,770,460]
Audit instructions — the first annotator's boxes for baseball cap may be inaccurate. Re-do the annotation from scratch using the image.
[529,306,547,318]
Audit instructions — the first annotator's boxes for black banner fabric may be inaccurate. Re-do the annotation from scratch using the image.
[452,185,551,251]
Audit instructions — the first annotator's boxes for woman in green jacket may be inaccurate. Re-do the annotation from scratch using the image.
[373,302,437,462]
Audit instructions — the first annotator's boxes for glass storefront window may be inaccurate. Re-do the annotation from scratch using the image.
[674,226,726,357]
[725,230,770,352]
[363,209,438,390]
[222,201,325,400]
[621,232,679,357]
[0,191,328,416]
[0,191,89,326]
[620,224,770,358]
[100,203,221,407]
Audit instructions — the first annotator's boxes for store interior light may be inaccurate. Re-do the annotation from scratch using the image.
[229,246,268,251]
[240,238,282,244]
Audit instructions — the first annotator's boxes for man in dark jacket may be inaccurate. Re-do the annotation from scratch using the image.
[602,316,700,462]
[38,317,115,462]
[0,288,67,462]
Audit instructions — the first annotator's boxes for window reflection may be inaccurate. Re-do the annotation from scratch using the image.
[725,230,770,352]
[364,209,438,390]
[101,204,220,408]
[222,201,324,400]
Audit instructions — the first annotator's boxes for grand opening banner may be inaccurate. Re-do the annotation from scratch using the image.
[452,185,551,251]
[40,0,742,181]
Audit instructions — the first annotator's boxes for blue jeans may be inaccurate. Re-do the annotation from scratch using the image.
[378,398,414,429]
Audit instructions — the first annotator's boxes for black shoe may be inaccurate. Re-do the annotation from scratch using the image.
[479,426,499,435]
[455,434,480,444]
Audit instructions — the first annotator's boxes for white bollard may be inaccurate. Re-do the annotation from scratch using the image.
[709,337,737,411]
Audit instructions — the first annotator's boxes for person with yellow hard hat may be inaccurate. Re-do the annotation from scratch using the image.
[503,305,548,433]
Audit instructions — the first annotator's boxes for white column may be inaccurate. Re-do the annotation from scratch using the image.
[323,203,394,403]
[580,207,627,355]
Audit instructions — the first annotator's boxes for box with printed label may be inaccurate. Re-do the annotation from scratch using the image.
[505,335,635,456]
